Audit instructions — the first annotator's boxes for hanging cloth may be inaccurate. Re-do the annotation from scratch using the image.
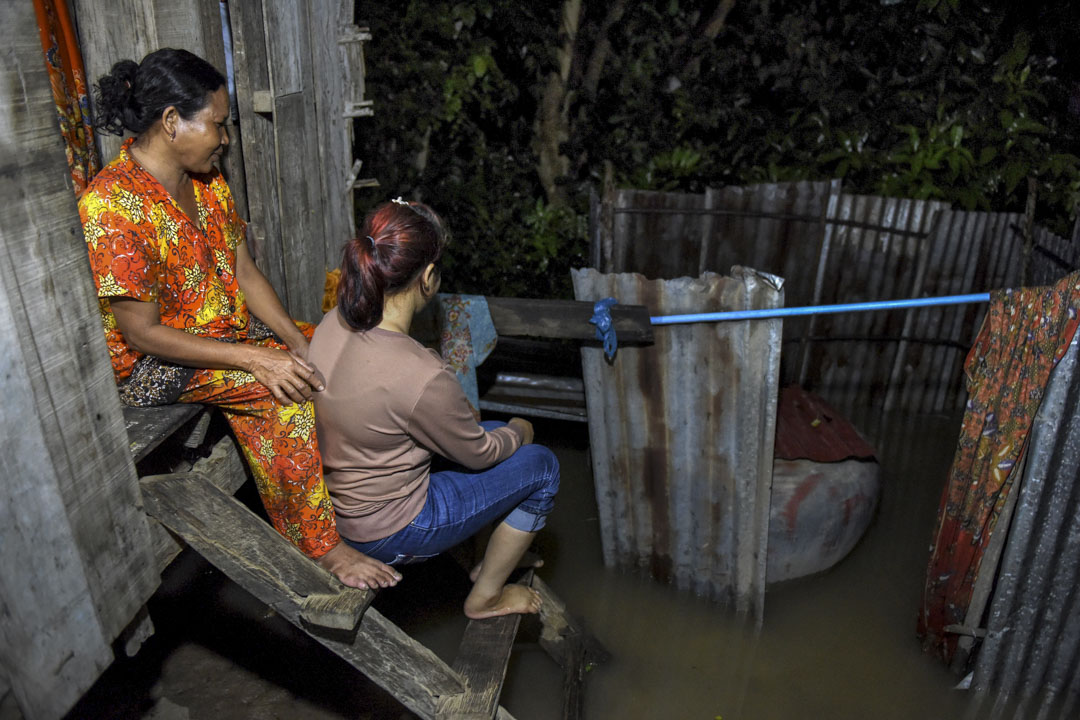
[918,270,1080,662]
[33,0,101,197]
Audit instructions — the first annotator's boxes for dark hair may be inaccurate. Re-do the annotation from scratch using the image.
[338,201,448,331]
[93,48,226,136]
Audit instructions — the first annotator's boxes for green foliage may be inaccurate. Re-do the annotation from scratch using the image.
[355,0,1080,298]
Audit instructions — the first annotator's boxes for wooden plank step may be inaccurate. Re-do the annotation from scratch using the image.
[436,573,534,720]
[140,471,465,719]
[124,404,204,462]
[140,471,371,626]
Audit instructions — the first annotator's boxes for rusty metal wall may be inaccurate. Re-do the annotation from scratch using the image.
[795,193,949,429]
[967,330,1080,720]
[571,267,783,619]
[590,185,1078,434]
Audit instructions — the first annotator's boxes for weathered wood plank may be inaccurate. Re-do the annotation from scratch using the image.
[0,272,112,720]
[437,611,521,720]
[140,472,365,614]
[123,404,203,462]
[139,471,464,718]
[149,434,251,574]
[412,297,654,345]
[272,90,327,322]
[310,1,355,261]
[261,0,305,95]
[531,576,610,669]
[487,297,653,342]
[0,5,157,715]
[71,0,158,164]
[229,0,287,292]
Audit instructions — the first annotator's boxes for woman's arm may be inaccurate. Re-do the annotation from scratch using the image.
[408,370,532,469]
[111,297,322,404]
[234,240,310,355]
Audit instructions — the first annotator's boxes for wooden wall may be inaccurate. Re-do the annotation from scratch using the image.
[0,3,375,716]
[0,3,158,718]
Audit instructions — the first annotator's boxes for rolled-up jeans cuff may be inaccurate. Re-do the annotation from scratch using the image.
[504,507,546,533]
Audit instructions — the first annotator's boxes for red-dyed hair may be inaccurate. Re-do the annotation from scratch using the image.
[337,200,447,331]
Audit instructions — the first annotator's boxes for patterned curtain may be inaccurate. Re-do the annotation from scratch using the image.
[33,0,100,197]
[918,271,1080,662]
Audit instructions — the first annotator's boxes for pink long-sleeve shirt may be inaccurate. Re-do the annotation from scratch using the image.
[308,309,523,542]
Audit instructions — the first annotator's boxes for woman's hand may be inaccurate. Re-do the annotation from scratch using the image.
[245,345,325,405]
[508,417,535,445]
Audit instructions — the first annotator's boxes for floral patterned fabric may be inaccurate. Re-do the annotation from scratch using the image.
[79,142,339,557]
[436,294,497,420]
[918,270,1080,662]
[178,322,338,556]
[33,0,99,197]
[81,138,251,381]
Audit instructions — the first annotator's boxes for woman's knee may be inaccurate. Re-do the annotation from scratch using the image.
[516,443,560,494]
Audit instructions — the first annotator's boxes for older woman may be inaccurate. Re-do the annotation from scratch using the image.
[79,48,398,589]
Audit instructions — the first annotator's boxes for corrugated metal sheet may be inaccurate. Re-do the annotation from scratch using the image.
[796,193,948,431]
[967,329,1080,720]
[571,267,783,620]
[590,184,1079,439]
[1031,225,1079,286]
[888,210,1021,417]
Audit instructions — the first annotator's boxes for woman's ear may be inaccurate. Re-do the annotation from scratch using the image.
[160,105,179,141]
[420,263,440,299]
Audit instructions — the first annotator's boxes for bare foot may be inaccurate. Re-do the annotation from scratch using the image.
[464,584,542,619]
[469,551,544,583]
[315,542,402,590]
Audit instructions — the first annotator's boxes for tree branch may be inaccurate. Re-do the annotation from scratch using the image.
[534,0,583,205]
[583,0,629,100]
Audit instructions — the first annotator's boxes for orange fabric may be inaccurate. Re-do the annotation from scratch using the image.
[80,138,250,381]
[179,323,338,556]
[79,142,340,557]
[33,0,100,196]
[918,271,1080,661]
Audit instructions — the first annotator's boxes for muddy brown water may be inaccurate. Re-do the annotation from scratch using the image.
[64,412,968,720]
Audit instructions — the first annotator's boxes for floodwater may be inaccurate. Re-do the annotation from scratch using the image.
[63,411,970,720]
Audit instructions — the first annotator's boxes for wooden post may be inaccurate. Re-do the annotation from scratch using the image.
[0,4,158,716]
[310,1,359,263]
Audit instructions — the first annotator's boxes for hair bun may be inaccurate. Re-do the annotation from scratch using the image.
[94,59,140,135]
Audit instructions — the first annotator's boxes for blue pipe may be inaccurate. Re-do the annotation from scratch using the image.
[649,292,991,326]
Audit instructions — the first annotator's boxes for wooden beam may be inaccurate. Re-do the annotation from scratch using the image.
[140,471,465,718]
[486,297,653,343]
[124,404,203,462]
[437,603,523,719]
[413,297,654,345]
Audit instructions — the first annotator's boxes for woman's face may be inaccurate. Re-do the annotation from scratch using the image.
[173,87,230,174]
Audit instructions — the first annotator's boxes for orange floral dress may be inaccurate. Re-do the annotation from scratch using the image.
[79,138,339,557]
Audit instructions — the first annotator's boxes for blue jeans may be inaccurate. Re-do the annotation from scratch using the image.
[343,422,560,566]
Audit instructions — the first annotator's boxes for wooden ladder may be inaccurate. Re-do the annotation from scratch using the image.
[139,468,607,720]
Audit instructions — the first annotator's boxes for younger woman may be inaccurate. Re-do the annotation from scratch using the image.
[308,200,560,618]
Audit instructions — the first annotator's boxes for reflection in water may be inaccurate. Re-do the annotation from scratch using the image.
[467,412,968,719]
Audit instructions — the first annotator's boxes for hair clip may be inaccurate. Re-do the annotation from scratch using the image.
[392,196,409,206]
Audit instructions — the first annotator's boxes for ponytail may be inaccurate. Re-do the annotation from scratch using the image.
[338,236,387,331]
[337,200,447,330]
